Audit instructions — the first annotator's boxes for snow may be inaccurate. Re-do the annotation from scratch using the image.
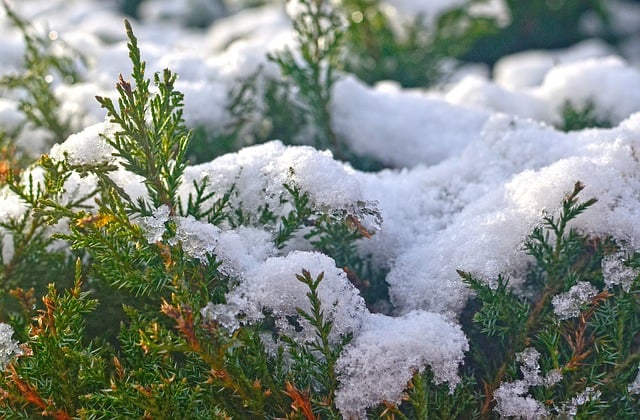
[0,323,21,370]
[629,368,640,394]
[334,310,468,417]
[602,253,639,292]
[3,0,640,416]
[493,347,562,419]
[332,75,490,167]
[178,140,379,231]
[493,39,613,90]
[202,251,368,343]
[533,55,640,125]
[49,121,117,166]
[552,281,598,320]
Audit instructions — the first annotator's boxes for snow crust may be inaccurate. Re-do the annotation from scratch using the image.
[3,0,640,416]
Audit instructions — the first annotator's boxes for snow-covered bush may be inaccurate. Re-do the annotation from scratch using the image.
[0,0,639,418]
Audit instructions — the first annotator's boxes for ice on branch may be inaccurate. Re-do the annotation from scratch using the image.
[0,323,22,370]
[334,310,468,418]
[139,205,171,244]
[560,387,602,417]
[139,206,275,271]
[171,215,221,263]
[552,281,598,320]
[493,380,548,420]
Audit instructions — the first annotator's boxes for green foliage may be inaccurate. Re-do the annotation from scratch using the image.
[279,269,350,418]
[458,181,640,417]
[341,0,499,88]
[0,19,382,418]
[268,0,346,160]
[402,369,480,419]
[0,261,104,418]
[465,0,610,64]
[96,20,189,215]
[560,100,613,132]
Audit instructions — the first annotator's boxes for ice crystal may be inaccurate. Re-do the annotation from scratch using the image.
[602,253,639,292]
[169,215,221,263]
[628,367,640,394]
[494,347,563,419]
[493,380,548,419]
[552,281,598,320]
[560,386,602,417]
[0,323,22,369]
[139,205,171,244]
[517,347,543,386]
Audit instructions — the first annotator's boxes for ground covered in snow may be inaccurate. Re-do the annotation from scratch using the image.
[3,0,640,416]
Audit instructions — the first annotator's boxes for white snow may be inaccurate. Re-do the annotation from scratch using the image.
[552,281,598,320]
[0,323,21,370]
[493,347,562,419]
[202,251,368,343]
[332,75,490,167]
[334,310,468,417]
[3,0,640,416]
[49,121,117,166]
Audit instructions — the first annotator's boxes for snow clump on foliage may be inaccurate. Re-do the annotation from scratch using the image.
[334,310,468,417]
[0,323,21,370]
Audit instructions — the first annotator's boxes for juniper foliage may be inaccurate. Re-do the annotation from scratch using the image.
[0,1,82,147]
[0,4,639,420]
[560,99,613,132]
[0,19,378,418]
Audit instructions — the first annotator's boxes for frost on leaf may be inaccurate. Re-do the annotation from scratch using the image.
[334,310,468,418]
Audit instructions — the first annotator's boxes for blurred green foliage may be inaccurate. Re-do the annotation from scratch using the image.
[341,0,499,88]
[465,0,610,64]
